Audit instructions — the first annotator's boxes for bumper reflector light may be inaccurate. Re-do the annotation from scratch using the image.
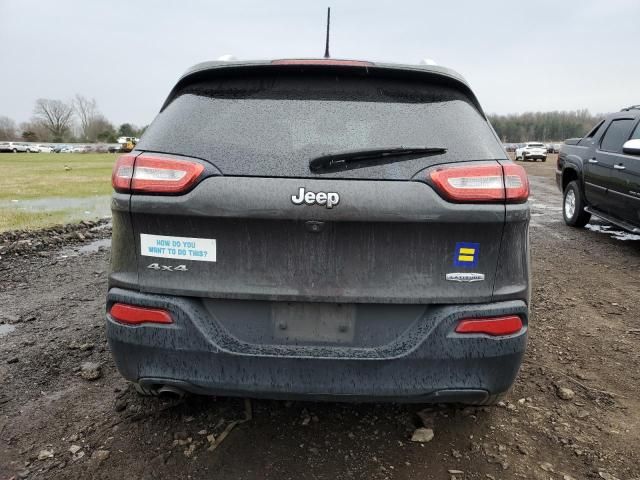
[455,315,523,336]
[110,303,173,325]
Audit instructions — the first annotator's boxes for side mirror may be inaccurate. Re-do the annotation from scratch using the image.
[623,139,640,155]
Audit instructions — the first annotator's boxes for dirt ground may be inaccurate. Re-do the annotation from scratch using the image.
[1,156,639,480]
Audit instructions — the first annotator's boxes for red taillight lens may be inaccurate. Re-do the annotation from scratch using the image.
[112,154,135,192]
[110,303,173,325]
[430,164,505,202]
[429,163,529,203]
[455,315,523,336]
[502,164,529,202]
[111,154,204,194]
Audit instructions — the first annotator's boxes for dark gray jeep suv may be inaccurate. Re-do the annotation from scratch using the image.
[107,58,530,403]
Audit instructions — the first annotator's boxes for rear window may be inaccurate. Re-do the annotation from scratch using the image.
[600,119,634,153]
[138,72,506,179]
[585,120,605,139]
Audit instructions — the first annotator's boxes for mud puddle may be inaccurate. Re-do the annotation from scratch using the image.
[59,237,111,258]
[2,195,111,217]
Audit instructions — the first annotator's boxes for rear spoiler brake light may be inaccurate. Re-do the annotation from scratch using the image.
[271,59,373,67]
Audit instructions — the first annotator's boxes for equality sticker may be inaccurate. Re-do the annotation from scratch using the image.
[140,234,216,262]
[453,242,479,268]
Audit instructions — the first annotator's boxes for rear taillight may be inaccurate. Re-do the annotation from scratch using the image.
[112,153,135,192]
[429,163,529,203]
[455,315,523,336]
[502,164,529,202]
[111,154,204,194]
[109,303,173,325]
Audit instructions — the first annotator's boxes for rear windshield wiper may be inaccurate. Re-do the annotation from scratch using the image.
[308,146,447,173]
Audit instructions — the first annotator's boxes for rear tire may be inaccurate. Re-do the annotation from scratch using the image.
[563,180,590,227]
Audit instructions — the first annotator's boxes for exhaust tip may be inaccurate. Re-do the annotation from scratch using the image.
[157,385,185,400]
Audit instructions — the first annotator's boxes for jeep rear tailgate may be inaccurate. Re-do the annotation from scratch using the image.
[130,68,508,304]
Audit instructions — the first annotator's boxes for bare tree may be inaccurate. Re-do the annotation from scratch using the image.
[86,114,115,142]
[73,94,99,141]
[19,119,52,142]
[33,98,75,141]
[0,116,17,140]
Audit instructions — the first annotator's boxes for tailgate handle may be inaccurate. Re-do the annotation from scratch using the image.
[305,221,326,233]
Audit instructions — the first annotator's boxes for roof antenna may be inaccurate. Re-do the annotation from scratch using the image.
[324,7,331,58]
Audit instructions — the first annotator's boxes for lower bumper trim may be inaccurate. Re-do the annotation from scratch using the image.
[137,377,491,404]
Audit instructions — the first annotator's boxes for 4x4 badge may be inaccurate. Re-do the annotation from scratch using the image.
[147,263,188,272]
[446,272,485,282]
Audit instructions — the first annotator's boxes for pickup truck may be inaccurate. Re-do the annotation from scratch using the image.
[516,142,547,162]
[556,105,640,233]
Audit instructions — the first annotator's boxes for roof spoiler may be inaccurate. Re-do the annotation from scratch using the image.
[158,60,486,118]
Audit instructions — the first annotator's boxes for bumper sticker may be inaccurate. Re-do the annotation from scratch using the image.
[453,242,479,268]
[140,234,216,262]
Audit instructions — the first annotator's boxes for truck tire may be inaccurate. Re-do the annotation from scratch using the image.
[563,180,591,228]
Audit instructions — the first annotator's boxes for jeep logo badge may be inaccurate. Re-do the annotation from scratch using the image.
[291,187,340,209]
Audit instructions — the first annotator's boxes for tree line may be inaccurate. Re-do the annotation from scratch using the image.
[487,110,604,143]
[0,95,147,143]
[1,102,606,145]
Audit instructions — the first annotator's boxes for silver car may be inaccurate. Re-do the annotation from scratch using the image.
[0,142,28,153]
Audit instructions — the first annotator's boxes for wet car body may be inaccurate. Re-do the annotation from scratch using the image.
[106,59,531,403]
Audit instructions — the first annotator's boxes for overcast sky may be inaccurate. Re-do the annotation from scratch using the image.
[1,0,638,126]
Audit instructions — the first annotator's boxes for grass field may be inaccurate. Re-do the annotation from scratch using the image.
[0,153,116,232]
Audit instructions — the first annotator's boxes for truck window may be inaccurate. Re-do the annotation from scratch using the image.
[600,119,634,152]
[631,121,640,140]
[585,120,605,139]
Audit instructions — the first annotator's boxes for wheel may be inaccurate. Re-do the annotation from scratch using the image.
[542,158,546,162]
[12,149,17,153]
[515,155,521,161]
[563,180,591,227]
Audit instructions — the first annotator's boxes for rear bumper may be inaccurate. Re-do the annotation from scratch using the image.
[523,153,546,160]
[106,288,528,403]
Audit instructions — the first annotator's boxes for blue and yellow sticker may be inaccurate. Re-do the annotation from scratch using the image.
[454,242,479,268]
